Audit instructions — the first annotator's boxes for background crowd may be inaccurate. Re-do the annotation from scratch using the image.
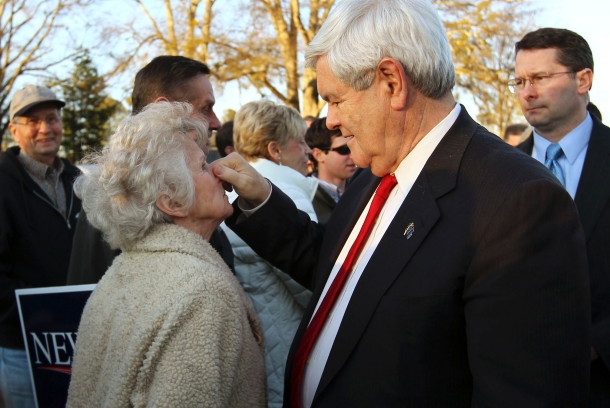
[0,0,608,407]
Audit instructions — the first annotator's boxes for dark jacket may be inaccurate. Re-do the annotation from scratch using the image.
[518,117,610,404]
[311,185,336,224]
[0,146,81,349]
[227,107,591,407]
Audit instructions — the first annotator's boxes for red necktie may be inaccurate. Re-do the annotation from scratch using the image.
[289,174,398,408]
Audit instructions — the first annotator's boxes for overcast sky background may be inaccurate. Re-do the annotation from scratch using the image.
[210,0,609,125]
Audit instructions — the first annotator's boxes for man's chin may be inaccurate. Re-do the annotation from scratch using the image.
[524,110,546,125]
[524,117,548,131]
[352,158,370,171]
[35,147,60,160]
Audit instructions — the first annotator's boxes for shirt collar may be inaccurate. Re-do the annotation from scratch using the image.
[532,113,592,165]
[393,103,461,194]
[316,177,341,194]
[18,149,64,181]
[315,176,342,200]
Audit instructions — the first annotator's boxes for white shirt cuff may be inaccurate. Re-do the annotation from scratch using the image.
[238,180,272,217]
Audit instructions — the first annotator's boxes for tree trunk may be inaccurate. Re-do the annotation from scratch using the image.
[302,67,324,117]
[284,37,300,111]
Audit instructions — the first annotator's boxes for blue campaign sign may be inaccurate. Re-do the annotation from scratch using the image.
[16,284,96,408]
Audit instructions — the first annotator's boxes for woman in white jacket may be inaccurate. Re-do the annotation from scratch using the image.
[222,100,317,407]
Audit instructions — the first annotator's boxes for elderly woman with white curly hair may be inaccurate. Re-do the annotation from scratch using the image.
[66,102,266,408]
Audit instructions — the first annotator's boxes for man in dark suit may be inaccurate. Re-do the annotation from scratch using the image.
[512,28,610,406]
[211,1,591,406]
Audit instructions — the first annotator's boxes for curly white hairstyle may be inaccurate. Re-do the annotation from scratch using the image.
[74,102,208,249]
[305,0,455,99]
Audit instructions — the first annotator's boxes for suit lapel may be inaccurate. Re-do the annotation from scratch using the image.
[574,117,610,239]
[283,171,380,399]
[317,186,338,208]
[312,107,478,402]
[294,173,379,332]
[316,172,380,278]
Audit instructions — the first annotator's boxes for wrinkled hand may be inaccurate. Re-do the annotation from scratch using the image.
[210,153,271,207]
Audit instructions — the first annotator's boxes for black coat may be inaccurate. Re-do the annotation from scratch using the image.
[311,185,336,224]
[227,107,591,407]
[518,117,610,405]
[0,146,81,349]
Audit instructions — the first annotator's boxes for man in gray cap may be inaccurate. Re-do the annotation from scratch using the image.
[0,85,81,408]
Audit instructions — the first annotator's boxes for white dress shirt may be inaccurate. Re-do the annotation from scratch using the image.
[531,113,592,198]
[300,103,461,408]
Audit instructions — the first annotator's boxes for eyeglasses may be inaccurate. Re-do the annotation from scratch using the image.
[320,144,350,155]
[13,115,61,130]
[507,71,575,93]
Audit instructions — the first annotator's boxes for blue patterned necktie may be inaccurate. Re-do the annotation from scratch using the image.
[544,143,566,187]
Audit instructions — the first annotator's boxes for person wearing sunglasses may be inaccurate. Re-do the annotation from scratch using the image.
[305,117,357,223]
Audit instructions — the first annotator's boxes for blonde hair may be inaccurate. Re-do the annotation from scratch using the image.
[233,99,307,161]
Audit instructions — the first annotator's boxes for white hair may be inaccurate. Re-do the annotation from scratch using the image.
[74,102,209,249]
[305,0,455,99]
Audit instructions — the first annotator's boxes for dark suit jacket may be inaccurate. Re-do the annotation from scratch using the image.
[518,118,610,403]
[312,185,336,224]
[227,108,591,407]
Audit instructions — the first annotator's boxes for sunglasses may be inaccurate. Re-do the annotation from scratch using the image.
[320,144,351,155]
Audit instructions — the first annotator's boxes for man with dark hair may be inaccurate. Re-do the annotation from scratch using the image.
[305,118,356,222]
[131,55,211,115]
[67,56,232,285]
[215,121,235,158]
[513,27,610,405]
[503,123,528,146]
[130,56,220,127]
[1,85,82,408]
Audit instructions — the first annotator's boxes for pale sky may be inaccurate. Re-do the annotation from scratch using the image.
[11,0,605,128]
[212,0,609,125]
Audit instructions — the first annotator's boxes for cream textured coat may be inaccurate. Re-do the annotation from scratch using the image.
[67,223,266,408]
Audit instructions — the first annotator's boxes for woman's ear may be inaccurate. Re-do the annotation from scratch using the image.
[267,141,282,163]
[156,194,188,218]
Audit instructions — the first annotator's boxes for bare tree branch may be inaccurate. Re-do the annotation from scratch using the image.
[0,0,81,147]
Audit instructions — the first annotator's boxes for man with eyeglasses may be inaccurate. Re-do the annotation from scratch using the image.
[512,27,610,406]
[305,117,357,223]
[0,85,82,408]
